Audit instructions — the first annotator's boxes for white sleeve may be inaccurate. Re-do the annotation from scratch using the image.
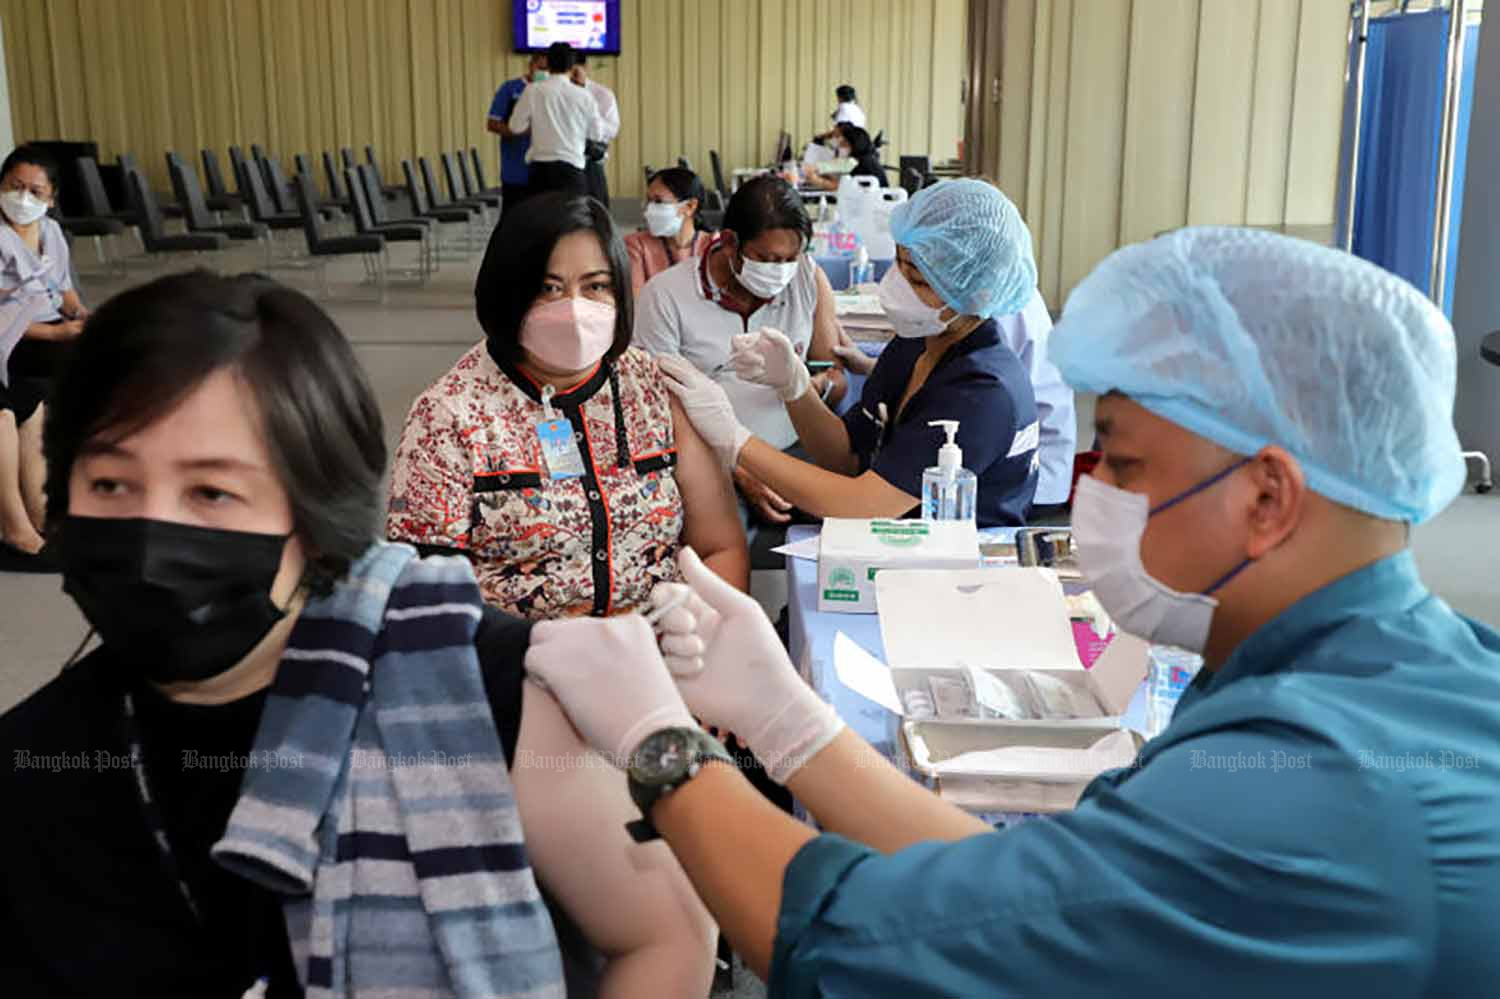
[632,277,684,357]
[509,88,533,135]
[597,86,621,144]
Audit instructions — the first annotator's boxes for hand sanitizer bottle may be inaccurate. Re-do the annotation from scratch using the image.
[921,420,977,521]
[849,245,874,287]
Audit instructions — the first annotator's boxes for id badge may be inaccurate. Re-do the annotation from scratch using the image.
[536,418,586,480]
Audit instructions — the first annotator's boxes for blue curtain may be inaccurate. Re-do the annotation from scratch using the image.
[1352,9,1451,296]
[1352,9,1482,314]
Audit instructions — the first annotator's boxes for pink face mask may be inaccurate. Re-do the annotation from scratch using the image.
[519,296,617,372]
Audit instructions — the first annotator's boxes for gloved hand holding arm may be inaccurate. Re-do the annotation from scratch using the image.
[658,356,752,474]
[654,549,991,851]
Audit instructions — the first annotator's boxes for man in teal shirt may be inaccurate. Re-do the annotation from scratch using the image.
[525,227,1500,996]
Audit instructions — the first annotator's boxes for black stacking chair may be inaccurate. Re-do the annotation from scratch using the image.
[75,156,135,226]
[418,156,482,249]
[291,172,385,302]
[266,157,340,223]
[294,153,350,212]
[642,164,654,189]
[402,159,475,253]
[349,165,431,278]
[447,151,499,218]
[340,146,357,171]
[709,150,730,204]
[467,147,503,197]
[165,152,265,242]
[118,153,182,218]
[234,154,305,264]
[123,167,225,261]
[200,149,242,215]
[363,145,404,200]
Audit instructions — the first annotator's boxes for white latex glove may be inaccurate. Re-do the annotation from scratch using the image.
[730,327,810,402]
[650,548,844,783]
[831,329,877,376]
[524,614,698,768]
[658,355,753,472]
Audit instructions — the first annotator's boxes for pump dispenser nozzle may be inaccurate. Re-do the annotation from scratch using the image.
[929,420,962,478]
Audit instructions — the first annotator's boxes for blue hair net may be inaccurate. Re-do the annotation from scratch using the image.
[1049,227,1465,524]
[889,179,1037,320]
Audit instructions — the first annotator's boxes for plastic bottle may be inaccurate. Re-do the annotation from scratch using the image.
[921,420,977,521]
[826,208,861,258]
[849,245,874,287]
[1145,646,1203,737]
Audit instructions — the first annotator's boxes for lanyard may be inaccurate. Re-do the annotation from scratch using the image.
[121,690,204,923]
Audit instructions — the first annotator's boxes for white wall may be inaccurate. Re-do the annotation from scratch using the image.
[1448,16,1500,474]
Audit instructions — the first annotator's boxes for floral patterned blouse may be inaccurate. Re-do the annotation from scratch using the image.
[387,342,685,619]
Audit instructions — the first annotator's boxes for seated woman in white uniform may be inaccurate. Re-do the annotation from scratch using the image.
[0,146,88,560]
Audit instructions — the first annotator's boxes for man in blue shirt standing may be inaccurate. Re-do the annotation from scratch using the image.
[486,53,547,220]
[524,227,1500,997]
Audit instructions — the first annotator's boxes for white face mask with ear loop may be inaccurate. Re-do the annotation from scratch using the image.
[644,201,685,237]
[735,252,799,299]
[1070,460,1253,654]
[878,264,954,338]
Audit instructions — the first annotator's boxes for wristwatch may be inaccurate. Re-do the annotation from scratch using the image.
[625,726,734,843]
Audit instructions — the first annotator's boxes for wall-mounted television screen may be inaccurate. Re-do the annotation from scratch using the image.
[513,0,621,56]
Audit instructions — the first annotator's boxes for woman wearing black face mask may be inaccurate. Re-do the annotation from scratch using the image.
[0,272,714,998]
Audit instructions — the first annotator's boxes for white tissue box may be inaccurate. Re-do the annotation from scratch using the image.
[816,518,979,614]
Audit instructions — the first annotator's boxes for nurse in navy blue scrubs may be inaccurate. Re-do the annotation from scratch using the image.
[659,179,1041,528]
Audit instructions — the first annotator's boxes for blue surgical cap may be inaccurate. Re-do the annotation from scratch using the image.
[889,179,1037,320]
[1049,227,1465,524]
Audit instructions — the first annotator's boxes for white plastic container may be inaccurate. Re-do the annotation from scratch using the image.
[863,187,908,260]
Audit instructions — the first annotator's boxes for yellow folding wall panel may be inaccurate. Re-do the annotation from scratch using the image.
[984,0,1350,309]
[1,0,966,202]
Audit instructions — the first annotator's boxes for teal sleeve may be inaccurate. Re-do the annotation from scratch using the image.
[769,724,1434,998]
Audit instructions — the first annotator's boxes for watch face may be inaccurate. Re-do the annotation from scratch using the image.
[635,728,691,782]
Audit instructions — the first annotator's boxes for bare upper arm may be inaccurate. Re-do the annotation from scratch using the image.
[511,682,716,959]
[809,267,841,361]
[671,395,749,591]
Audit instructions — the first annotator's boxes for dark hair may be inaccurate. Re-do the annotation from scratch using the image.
[648,167,707,232]
[1,144,60,195]
[722,175,810,251]
[575,52,589,66]
[546,42,575,73]
[43,271,387,595]
[836,84,857,103]
[835,123,876,160]
[475,192,632,365]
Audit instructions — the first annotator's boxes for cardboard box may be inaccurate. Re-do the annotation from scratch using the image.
[816,518,979,614]
[827,567,1152,812]
[875,568,1148,721]
[902,721,1144,813]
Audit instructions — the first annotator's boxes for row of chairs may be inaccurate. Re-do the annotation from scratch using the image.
[62,143,508,301]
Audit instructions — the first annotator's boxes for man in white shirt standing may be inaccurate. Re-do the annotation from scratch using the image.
[507,43,602,198]
[815,84,867,144]
[572,53,620,209]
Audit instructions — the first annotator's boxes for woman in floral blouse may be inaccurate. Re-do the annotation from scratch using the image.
[388,192,748,619]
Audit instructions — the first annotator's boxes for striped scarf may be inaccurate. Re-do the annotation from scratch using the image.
[212,542,564,998]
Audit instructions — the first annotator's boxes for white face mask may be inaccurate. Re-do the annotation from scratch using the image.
[532,70,549,82]
[737,255,799,299]
[1,189,49,226]
[1071,464,1251,654]
[644,201,685,238]
[878,265,952,338]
